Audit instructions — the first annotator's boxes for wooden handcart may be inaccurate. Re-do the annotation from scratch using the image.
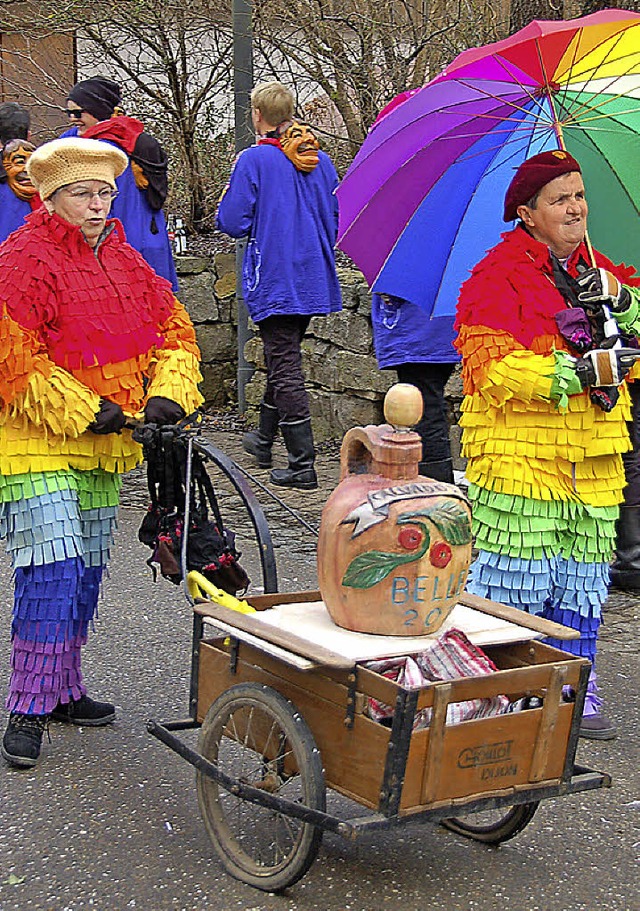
[148,578,611,893]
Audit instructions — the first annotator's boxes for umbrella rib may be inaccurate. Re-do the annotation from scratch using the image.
[436,111,553,131]
[341,89,553,181]
[450,77,553,126]
[561,89,640,128]
[448,77,638,139]
[441,84,638,134]
[533,36,566,145]
[566,110,640,131]
[555,25,639,121]
[453,24,640,146]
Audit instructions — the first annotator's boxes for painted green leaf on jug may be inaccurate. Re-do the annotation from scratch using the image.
[342,548,424,589]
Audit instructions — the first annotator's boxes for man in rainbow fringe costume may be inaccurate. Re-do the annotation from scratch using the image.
[0,138,202,768]
[455,150,640,741]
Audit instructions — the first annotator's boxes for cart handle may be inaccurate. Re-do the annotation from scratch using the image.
[458,592,579,639]
[186,571,256,615]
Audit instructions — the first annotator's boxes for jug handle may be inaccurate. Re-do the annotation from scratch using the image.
[339,424,422,482]
[339,426,378,480]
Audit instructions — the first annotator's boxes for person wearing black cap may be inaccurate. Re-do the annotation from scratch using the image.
[63,76,179,291]
[455,149,640,741]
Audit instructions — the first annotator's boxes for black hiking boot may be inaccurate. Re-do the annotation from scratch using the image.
[51,694,116,727]
[2,713,50,768]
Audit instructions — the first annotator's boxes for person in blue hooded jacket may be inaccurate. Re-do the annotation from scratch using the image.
[371,293,460,483]
[62,77,179,292]
[217,81,342,490]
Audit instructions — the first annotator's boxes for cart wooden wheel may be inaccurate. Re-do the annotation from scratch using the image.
[196,683,325,892]
[441,801,539,844]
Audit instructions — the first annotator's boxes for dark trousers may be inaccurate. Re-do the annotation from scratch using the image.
[622,380,640,507]
[258,315,312,424]
[395,362,455,463]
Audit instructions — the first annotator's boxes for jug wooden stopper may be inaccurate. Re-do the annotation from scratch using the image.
[383,383,423,431]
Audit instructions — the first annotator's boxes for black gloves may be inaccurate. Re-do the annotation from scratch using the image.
[577,267,631,312]
[589,387,620,413]
[88,399,127,435]
[575,347,639,389]
[88,396,185,433]
[144,396,186,425]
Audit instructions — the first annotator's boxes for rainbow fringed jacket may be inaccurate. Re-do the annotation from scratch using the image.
[455,225,640,510]
[0,207,202,487]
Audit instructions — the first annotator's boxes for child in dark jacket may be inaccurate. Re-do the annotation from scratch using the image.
[217,81,342,490]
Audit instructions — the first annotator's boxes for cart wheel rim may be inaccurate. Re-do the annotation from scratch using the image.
[196,683,325,891]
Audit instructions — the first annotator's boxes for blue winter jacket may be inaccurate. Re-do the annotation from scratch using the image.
[62,125,179,291]
[0,181,32,245]
[216,144,342,323]
[371,293,460,369]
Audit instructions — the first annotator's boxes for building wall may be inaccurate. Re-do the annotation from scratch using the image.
[0,26,74,142]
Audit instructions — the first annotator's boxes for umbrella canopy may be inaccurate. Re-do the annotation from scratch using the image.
[336,9,640,318]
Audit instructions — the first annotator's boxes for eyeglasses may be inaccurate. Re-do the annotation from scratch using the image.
[65,108,86,119]
[61,188,119,203]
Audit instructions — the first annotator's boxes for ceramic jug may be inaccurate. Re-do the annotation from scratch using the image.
[317,384,472,636]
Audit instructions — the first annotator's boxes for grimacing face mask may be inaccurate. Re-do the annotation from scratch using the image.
[3,140,37,201]
[280,122,320,173]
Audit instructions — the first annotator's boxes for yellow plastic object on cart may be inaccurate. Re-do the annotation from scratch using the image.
[187,571,256,615]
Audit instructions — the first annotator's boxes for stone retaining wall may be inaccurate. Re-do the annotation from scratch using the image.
[176,253,463,467]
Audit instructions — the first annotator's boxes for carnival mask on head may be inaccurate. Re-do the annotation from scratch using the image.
[280,121,319,173]
[3,139,37,200]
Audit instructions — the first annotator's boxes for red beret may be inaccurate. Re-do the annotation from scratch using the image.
[503,150,582,222]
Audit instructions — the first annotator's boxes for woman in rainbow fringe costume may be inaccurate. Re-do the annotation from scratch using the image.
[455,150,640,741]
[0,138,202,768]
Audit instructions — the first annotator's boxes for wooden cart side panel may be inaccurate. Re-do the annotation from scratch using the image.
[487,640,586,668]
[197,641,390,810]
[399,704,574,811]
[413,661,583,710]
[348,664,405,705]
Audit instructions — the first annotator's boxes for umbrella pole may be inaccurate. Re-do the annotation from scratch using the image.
[584,232,597,268]
[549,100,597,268]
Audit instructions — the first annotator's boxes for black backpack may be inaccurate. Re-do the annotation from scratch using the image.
[136,423,250,595]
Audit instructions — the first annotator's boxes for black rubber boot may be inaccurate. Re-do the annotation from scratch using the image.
[242,402,279,468]
[610,506,640,591]
[270,419,318,490]
[418,458,454,484]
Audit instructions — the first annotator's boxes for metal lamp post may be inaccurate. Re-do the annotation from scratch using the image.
[233,0,254,413]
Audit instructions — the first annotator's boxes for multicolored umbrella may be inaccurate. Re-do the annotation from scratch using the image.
[336,9,640,318]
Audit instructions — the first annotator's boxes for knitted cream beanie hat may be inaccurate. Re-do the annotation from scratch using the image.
[27,137,128,199]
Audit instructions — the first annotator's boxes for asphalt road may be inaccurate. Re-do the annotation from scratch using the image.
[0,427,638,911]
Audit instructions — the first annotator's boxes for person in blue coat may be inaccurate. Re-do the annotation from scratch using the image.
[62,77,178,291]
[371,293,460,483]
[217,81,342,490]
[0,102,40,244]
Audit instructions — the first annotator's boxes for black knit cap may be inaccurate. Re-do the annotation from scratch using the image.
[67,77,122,122]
